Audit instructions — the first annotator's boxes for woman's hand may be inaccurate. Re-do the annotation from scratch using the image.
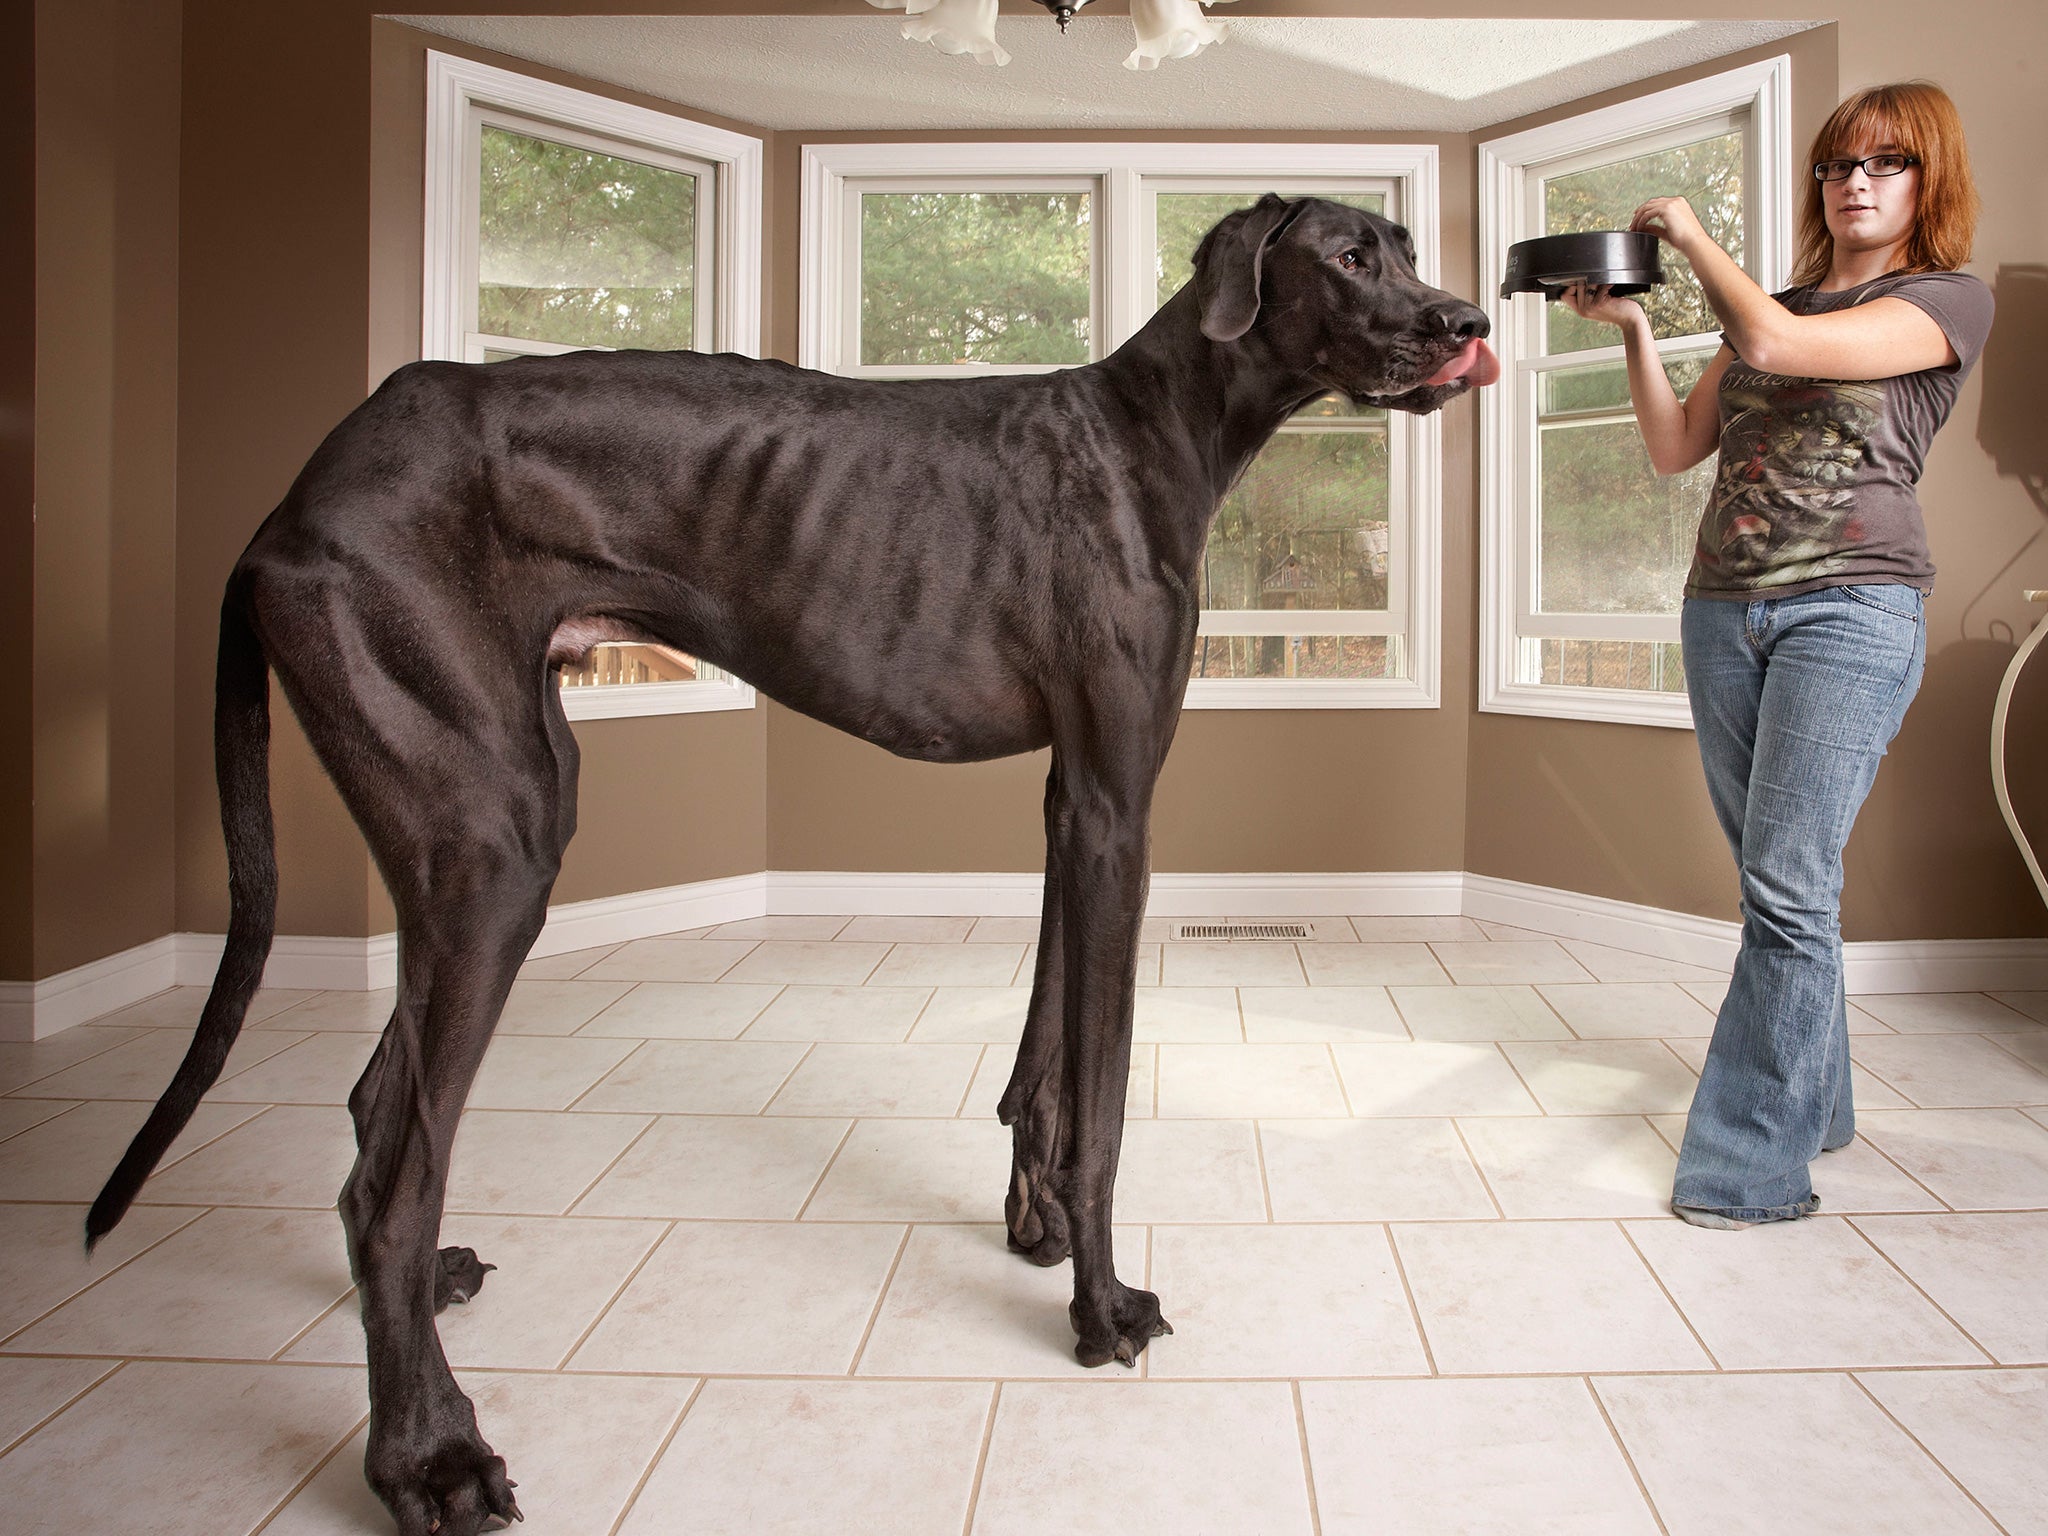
[1559,280,1643,330]
[1629,196,1709,257]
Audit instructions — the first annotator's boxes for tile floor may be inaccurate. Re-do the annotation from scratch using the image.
[3,916,2047,1533]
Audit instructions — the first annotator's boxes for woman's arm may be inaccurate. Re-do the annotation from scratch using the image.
[1560,283,1733,475]
[1630,197,1957,379]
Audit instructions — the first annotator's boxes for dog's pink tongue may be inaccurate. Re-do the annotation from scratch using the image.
[1425,337,1501,388]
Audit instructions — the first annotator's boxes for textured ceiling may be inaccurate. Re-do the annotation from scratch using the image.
[392,13,1820,133]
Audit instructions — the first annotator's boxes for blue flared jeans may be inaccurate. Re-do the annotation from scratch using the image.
[1673,583,1927,1224]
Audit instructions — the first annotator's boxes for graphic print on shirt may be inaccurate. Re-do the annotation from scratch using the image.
[1700,373,1886,589]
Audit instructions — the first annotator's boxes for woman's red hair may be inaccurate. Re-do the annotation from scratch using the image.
[1791,81,1980,286]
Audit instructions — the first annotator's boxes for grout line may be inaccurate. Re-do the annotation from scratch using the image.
[1533,983,1589,1041]
[1491,1042,1548,1115]
[1848,1371,2016,1535]
[1289,944,1310,987]
[1148,1043,1161,1119]
[1327,1043,1356,1117]
[1448,1118,1506,1220]
[1251,1121,1277,1222]
[555,1219,678,1370]
[1583,1376,1673,1536]
[959,1380,1003,1536]
[1644,1111,1684,1156]
[907,983,942,1040]
[1848,1129,1954,1212]
[246,1405,374,1536]
[0,1357,123,1459]
[955,1048,988,1119]
[605,1376,706,1536]
[845,1224,915,1377]
[1380,1224,1438,1376]
[1140,1224,1155,1379]
[1842,1215,2000,1364]
[0,1205,213,1351]
[1614,1218,1721,1370]
[271,1283,362,1362]
[562,1039,654,1114]
[793,1120,862,1221]
[562,1114,663,1215]
[0,1098,90,1146]
[1851,1054,1924,1109]
[1291,1378,1324,1536]
[757,1042,820,1117]
[1657,1036,1702,1081]
[1233,986,1248,1043]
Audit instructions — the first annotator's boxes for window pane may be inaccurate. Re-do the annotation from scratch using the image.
[1542,129,1744,353]
[478,126,698,351]
[1525,639,1687,694]
[860,192,1090,365]
[1202,428,1391,613]
[1537,351,1715,616]
[1190,634,1402,682]
[558,644,732,690]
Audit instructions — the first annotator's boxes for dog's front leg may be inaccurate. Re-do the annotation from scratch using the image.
[1000,759,1073,1265]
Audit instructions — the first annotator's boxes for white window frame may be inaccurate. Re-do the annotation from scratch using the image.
[423,50,764,720]
[1478,56,1793,729]
[801,141,1446,711]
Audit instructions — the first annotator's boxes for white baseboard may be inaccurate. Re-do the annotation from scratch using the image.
[10,869,2044,1040]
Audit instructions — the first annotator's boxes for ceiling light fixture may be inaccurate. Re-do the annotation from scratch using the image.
[866,0,1241,71]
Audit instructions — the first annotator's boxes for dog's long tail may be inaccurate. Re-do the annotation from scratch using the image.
[87,570,277,1249]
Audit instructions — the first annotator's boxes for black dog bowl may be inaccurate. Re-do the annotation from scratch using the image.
[1500,230,1665,301]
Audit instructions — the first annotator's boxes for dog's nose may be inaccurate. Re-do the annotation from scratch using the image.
[1433,303,1491,341]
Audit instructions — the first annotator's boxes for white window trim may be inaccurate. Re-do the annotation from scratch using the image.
[1478,55,1793,729]
[800,140,1446,711]
[422,50,765,720]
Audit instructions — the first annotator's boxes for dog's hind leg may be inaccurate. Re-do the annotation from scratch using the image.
[999,760,1072,1266]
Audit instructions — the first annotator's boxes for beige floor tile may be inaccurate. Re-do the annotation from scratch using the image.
[1681,978,1730,1014]
[0,1355,117,1453]
[269,1370,691,1536]
[1259,1118,1495,1222]
[570,1220,903,1375]
[1856,1108,2048,1209]
[1623,1215,1985,1369]
[1394,1220,1711,1374]
[1459,1116,1678,1219]
[573,1113,848,1219]
[869,942,1027,987]
[1157,1043,1349,1118]
[911,986,1031,1043]
[742,984,931,1042]
[494,977,637,1035]
[967,916,1044,943]
[838,915,976,943]
[139,1104,356,1209]
[97,986,317,1030]
[715,940,890,986]
[1536,981,1718,1038]
[1298,942,1452,987]
[0,1024,152,1093]
[1113,1119,1269,1223]
[1807,1135,1948,1214]
[1502,1039,1701,1115]
[1345,915,1487,942]
[1853,992,2048,1033]
[1147,1224,1429,1378]
[1389,983,1568,1041]
[1993,1031,2048,1074]
[515,940,624,979]
[1239,986,1408,1043]
[575,981,782,1040]
[1991,991,2048,1024]
[288,1212,669,1370]
[580,938,758,982]
[0,1098,265,1201]
[1855,1212,2048,1364]
[854,1222,1148,1380]
[704,915,850,941]
[467,1034,640,1111]
[22,1025,305,1101]
[0,1096,80,1140]
[802,1118,1013,1222]
[1161,940,1307,988]
[445,1109,652,1214]
[973,1382,1313,1535]
[0,1202,203,1338]
[1473,920,1562,941]
[252,989,396,1031]
[619,1379,990,1536]
[1558,940,1728,983]
[210,1031,380,1104]
[1301,1377,1661,1535]
[0,1360,368,1536]
[1852,1034,2048,1108]
[958,1041,1153,1123]
[572,1039,809,1115]
[1430,940,1596,985]
[1331,1041,1541,1117]
[6,1207,352,1360]
[1857,1368,2048,1536]
[767,1043,983,1117]
[1595,1371,1999,1535]
[1132,987,1243,1042]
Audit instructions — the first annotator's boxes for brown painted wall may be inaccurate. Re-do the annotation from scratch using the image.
[30,0,182,976]
[2,1,34,979]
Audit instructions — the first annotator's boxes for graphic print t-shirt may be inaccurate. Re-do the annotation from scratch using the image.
[1685,269,1995,600]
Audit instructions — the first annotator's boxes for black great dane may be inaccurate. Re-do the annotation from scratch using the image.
[88,194,1496,1534]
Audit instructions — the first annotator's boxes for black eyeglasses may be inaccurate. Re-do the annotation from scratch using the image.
[1812,154,1919,182]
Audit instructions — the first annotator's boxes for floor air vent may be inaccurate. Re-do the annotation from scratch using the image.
[1173,923,1311,941]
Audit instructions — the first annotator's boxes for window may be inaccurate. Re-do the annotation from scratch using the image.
[423,51,763,720]
[802,143,1448,709]
[1479,57,1792,727]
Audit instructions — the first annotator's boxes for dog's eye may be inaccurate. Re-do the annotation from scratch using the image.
[1338,249,1371,273]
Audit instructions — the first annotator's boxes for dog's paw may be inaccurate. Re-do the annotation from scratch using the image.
[433,1246,497,1312]
[1070,1282,1173,1369]
[370,1430,522,1536]
[1004,1170,1072,1267]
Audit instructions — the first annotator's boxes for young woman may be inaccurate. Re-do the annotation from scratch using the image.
[1561,82,1993,1227]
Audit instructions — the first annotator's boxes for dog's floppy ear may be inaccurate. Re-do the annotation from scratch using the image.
[1195,193,1310,343]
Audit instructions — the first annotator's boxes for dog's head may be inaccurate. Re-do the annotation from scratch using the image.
[1193,193,1499,412]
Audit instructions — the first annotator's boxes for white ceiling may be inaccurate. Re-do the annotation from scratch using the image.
[392,12,1820,133]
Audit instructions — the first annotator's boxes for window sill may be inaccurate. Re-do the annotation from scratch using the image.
[1184,677,1438,710]
[1480,681,1694,730]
